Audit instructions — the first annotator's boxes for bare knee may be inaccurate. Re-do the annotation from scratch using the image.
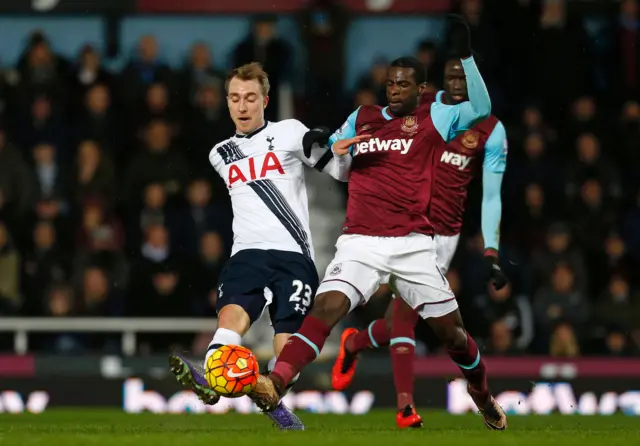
[428,310,467,350]
[310,291,350,328]
[217,304,251,336]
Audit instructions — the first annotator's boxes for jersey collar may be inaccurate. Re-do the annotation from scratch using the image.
[436,90,445,103]
[235,121,269,139]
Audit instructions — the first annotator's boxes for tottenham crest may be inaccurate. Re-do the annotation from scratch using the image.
[461,130,479,149]
[330,263,342,276]
[401,116,418,133]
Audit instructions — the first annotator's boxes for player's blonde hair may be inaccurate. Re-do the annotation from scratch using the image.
[225,62,270,97]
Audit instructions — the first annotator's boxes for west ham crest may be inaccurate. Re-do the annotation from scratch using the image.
[401,116,418,133]
[461,130,479,149]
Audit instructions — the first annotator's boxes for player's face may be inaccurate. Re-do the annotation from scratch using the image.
[443,60,468,104]
[386,67,424,117]
[227,77,269,134]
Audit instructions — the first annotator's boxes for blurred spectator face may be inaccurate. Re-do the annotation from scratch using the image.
[551,264,574,293]
[254,19,276,42]
[86,85,110,114]
[444,59,467,103]
[80,46,100,71]
[138,35,159,63]
[48,286,73,316]
[546,225,570,253]
[32,96,52,121]
[190,42,211,70]
[153,271,179,295]
[200,232,224,261]
[34,221,55,249]
[621,0,638,19]
[524,133,545,159]
[572,96,596,121]
[28,40,53,68]
[605,233,626,259]
[416,42,436,67]
[446,269,461,295]
[82,203,104,230]
[0,222,7,249]
[144,183,167,209]
[36,199,61,219]
[606,331,627,353]
[33,143,56,166]
[198,85,222,109]
[523,106,542,128]
[489,282,512,302]
[146,121,171,152]
[622,100,640,122]
[187,180,211,207]
[525,183,544,210]
[146,224,169,249]
[576,133,599,163]
[608,275,629,300]
[78,141,101,170]
[146,83,169,112]
[371,62,388,86]
[227,77,267,134]
[460,0,482,22]
[551,323,578,355]
[83,267,108,300]
[355,89,376,107]
[580,179,602,206]
[490,321,512,352]
[541,0,566,28]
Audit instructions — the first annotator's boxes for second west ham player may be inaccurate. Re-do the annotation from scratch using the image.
[251,18,508,430]
[331,55,509,428]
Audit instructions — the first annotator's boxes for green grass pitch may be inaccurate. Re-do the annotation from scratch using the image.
[0,410,639,445]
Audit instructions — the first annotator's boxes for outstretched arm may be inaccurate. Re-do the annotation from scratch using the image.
[431,56,492,142]
[481,121,507,252]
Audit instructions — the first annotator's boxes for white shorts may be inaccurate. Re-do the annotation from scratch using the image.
[317,233,458,319]
[434,233,460,274]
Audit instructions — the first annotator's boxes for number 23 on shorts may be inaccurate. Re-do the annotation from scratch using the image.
[289,279,312,313]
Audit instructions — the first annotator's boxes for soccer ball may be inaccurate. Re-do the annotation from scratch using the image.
[205,345,259,397]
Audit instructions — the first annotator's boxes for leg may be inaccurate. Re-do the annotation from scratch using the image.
[386,296,421,427]
[169,250,269,406]
[252,237,385,410]
[391,233,506,430]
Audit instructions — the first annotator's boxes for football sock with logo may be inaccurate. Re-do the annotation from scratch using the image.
[390,298,420,409]
[204,328,242,367]
[345,320,390,354]
[447,332,489,401]
[270,316,331,391]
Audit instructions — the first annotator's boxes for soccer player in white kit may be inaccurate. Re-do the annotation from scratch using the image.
[168,62,368,430]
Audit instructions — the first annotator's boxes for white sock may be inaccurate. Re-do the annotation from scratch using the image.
[204,328,242,367]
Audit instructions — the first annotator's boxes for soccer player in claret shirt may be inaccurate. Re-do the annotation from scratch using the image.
[331,55,509,429]
[250,17,508,430]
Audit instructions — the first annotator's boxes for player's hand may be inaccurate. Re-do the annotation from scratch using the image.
[332,134,372,156]
[448,14,472,59]
[484,250,508,291]
[302,126,332,158]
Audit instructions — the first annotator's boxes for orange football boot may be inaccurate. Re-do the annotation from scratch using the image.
[331,328,359,391]
[396,405,423,429]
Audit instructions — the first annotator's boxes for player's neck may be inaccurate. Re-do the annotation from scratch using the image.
[235,119,267,138]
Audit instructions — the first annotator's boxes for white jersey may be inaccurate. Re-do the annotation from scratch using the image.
[209,119,351,259]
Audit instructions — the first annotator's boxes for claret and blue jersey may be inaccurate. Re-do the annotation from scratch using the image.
[329,56,505,249]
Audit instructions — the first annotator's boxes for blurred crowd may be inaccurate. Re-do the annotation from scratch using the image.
[0,0,639,357]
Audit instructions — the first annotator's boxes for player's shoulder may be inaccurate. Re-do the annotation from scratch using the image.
[270,119,308,134]
[477,114,501,133]
[209,136,236,163]
[353,104,385,123]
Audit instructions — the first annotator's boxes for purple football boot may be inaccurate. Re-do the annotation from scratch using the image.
[169,353,220,405]
[263,401,305,430]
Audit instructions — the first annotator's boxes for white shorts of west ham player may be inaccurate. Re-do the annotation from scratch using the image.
[316,233,458,319]
[434,233,461,274]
